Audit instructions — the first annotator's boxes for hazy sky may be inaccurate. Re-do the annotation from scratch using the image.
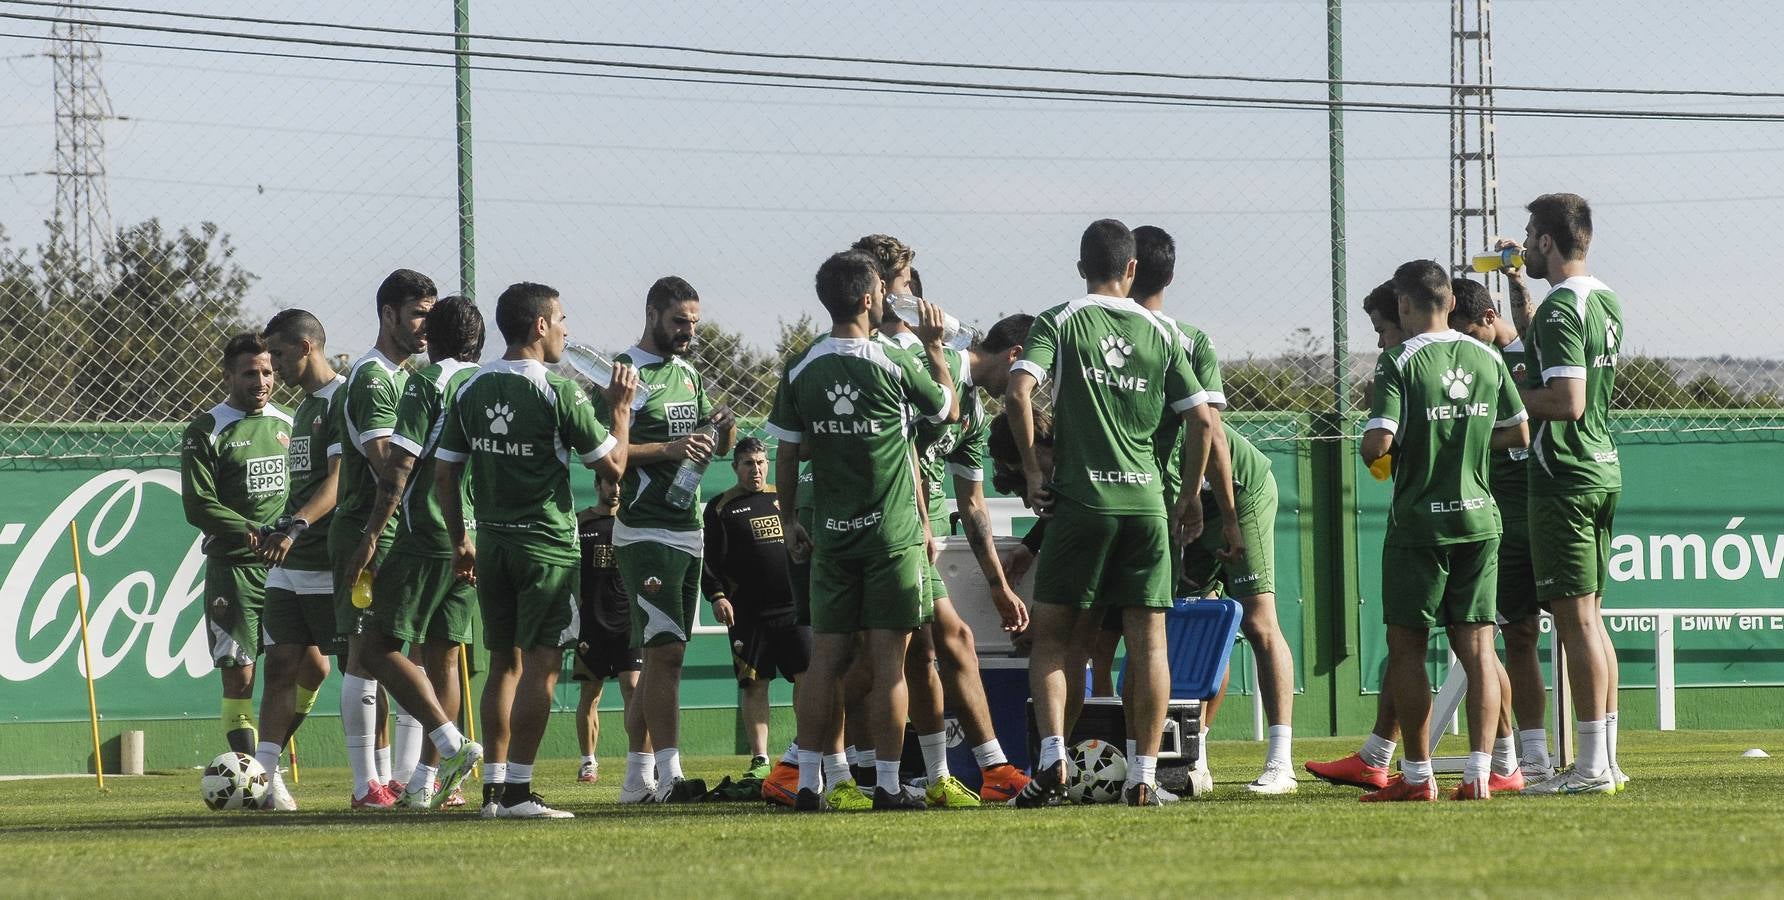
[4,0,1783,366]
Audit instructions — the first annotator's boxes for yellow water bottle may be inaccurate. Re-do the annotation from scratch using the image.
[1471,248,1523,273]
[351,570,374,609]
[1368,452,1394,482]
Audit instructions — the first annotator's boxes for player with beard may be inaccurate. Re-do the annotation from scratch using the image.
[181,333,292,764]
[604,277,737,804]
[341,296,488,810]
[329,268,435,809]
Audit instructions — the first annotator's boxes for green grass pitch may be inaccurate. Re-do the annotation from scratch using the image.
[3,730,1780,897]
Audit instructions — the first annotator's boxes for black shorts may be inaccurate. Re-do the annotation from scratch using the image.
[729,615,811,686]
[573,602,642,681]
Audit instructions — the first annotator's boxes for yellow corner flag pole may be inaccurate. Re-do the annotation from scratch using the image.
[458,643,477,776]
[288,735,301,785]
[68,522,105,791]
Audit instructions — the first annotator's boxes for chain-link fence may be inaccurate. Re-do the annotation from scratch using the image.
[4,1,1783,469]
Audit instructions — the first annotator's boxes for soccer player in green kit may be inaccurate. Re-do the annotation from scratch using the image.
[329,268,435,809]
[1501,193,1628,795]
[181,333,292,759]
[254,309,344,811]
[602,276,737,805]
[768,250,953,811]
[1450,277,1549,788]
[1360,261,1528,801]
[437,281,638,818]
[341,295,488,810]
[1007,219,1218,807]
[854,233,1032,807]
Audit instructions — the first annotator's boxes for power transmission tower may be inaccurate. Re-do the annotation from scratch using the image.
[48,3,113,288]
[1449,0,1500,290]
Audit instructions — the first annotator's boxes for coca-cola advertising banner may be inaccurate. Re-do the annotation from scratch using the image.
[1,469,221,720]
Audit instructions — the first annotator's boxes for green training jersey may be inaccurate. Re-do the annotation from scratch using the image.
[1366,330,1528,547]
[280,374,343,571]
[1014,294,1207,516]
[181,401,294,562]
[330,349,409,538]
[765,335,948,558]
[1187,424,1273,515]
[436,358,617,566]
[1523,276,1623,496]
[872,331,980,532]
[1150,312,1226,507]
[599,346,713,546]
[388,359,479,559]
[1490,339,1531,514]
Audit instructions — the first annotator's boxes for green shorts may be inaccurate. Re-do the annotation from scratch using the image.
[616,540,702,648]
[329,522,391,638]
[1529,490,1619,604]
[371,549,477,645]
[921,560,946,620]
[1179,478,1278,599]
[809,545,926,634]
[263,566,344,655]
[476,538,580,651]
[1496,509,1540,622]
[1033,502,1172,610]
[1382,539,1500,629]
[203,558,266,668]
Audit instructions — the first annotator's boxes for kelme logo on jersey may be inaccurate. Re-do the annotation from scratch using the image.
[1099,334,1134,368]
[1595,320,1621,368]
[486,402,514,435]
[1426,368,1489,421]
[827,383,858,415]
[1442,368,1474,400]
[664,400,698,437]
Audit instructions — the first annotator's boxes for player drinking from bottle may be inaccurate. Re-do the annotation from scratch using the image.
[767,249,953,811]
[435,281,637,818]
[1502,193,1627,795]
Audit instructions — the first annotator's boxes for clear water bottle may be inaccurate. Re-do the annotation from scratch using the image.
[561,341,615,388]
[664,420,719,510]
[887,293,975,350]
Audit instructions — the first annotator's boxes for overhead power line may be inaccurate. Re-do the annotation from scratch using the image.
[3,16,1784,124]
[5,0,1784,101]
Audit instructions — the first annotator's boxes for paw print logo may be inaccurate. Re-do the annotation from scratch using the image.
[827,383,860,415]
[1099,334,1134,368]
[1442,367,1474,401]
[486,402,514,435]
[1605,320,1620,351]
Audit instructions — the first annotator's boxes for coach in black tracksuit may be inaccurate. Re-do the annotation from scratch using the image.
[702,437,811,770]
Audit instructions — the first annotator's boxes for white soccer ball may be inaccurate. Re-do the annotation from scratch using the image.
[201,752,269,811]
[1066,738,1128,804]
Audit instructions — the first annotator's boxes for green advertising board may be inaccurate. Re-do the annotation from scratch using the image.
[1355,419,1784,692]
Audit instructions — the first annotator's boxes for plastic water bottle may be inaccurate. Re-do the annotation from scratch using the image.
[1471,248,1524,273]
[887,293,975,350]
[561,341,615,388]
[664,421,719,510]
[351,570,374,609]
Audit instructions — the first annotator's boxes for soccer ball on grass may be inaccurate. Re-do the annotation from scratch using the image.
[201,752,269,810]
[1066,738,1127,804]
